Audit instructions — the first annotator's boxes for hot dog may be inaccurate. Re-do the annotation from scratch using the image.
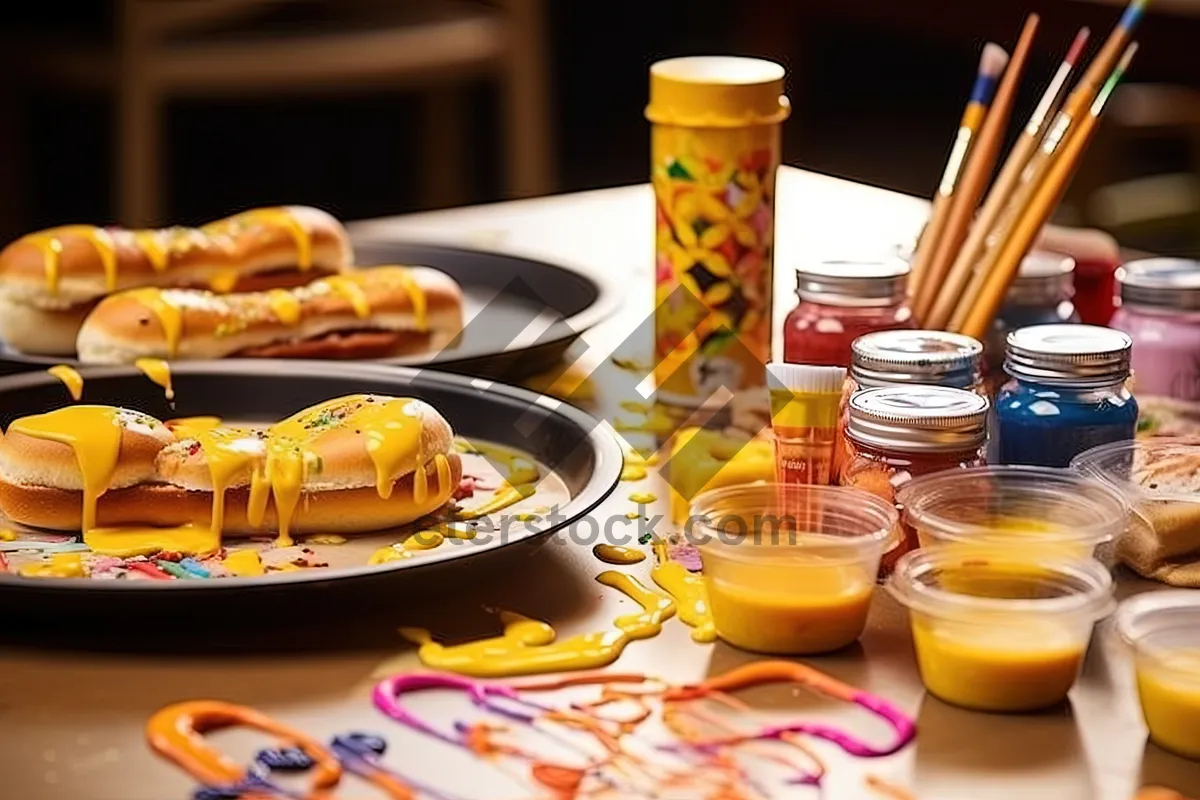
[76,266,464,363]
[0,394,462,544]
[0,206,353,355]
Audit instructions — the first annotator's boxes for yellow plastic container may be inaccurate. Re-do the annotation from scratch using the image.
[692,482,896,655]
[1115,592,1200,760]
[888,548,1114,712]
[648,57,789,408]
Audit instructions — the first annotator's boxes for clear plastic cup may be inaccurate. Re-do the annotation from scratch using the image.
[690,483,897,655]
[1115,593,1200,761]
[1072,439,1200,575]
[887,547,1114,712]
[895,465,1127,558]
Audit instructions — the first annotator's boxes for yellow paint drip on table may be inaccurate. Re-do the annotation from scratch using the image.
[20,553,85,579]
[221,549,265,577]
[620,464,648,482]
[84,524,220,558]
[650,547,715,643]
[48,365,84,401]
[135,358,174,401]
[593,544,646,565]
[628,492,657,504]
[401,571,675,677]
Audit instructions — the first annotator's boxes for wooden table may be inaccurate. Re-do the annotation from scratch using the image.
[3,168,1198,800]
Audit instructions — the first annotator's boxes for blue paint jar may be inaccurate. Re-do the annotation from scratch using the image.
[996,324,1137,468]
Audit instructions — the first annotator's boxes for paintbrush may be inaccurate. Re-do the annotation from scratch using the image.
[959,43,1139,341]
[908,42,1009,298]
[926,26,1089,331]
[914,15,1039,323]
[949,0,1148,331]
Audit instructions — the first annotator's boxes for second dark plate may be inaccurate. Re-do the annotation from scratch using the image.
[0,241,619,382]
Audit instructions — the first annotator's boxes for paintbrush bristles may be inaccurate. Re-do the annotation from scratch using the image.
[909,41,1009,297]
[980,42,1010,78]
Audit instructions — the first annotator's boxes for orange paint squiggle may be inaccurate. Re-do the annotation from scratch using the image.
[145,700,342,798]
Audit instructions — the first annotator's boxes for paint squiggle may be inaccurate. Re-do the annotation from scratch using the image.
[149,661,917,799]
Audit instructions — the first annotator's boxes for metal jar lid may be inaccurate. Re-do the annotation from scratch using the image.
[851,330,983,390]
[1117,258,1200,311]
[795,258,909,307]
[1004,324,1132,386]
[1008,251,1075,306]
[847,386,990,453]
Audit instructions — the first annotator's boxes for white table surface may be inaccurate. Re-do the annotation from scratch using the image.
[3,168,1198,800]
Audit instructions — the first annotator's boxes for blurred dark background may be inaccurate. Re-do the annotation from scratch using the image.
[2,0,1199,253]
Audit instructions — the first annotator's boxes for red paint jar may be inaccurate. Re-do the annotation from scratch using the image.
[782,259,915,368]
[838,386,989,573]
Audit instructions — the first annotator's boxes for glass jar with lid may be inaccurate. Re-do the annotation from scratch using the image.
[850,330,985,393]
[996,324,1137,468]
[783,258,915,368]
[986,251,1079,369]
[1110,258,1200,400]
[839,386,990,570]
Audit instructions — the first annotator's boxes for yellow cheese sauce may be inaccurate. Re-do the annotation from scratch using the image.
[911,616,1084,712]
[706,567,874,654]
[47,365,84,401]
[1136,649,1200,760]
[135,357,174,402]
[914,515,1091,556]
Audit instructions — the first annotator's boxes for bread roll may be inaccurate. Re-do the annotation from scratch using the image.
[0,206,353,356]
[0,394,462,537]
[76,266,464,363]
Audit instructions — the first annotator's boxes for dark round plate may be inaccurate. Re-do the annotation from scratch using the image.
[0,361,622,608]
[0,241,620,382]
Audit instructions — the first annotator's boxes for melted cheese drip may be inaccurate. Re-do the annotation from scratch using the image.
[20,553,85,578]
[320,276,372,319]
[194,427,262,534]
[237,207,311,270]
[84,524,219,558]
[249,395,430,547]
[400,571,674,677]
[651,542,716,643]
[166,416,222,437]
[221,549,265,576]
[9,405,125,533]
[132,230,169,271]
[26,225,118,294]
[383,267,428,330]
[208,269,240,294]
[135,358,174,401]
[48,365,84,401]
[266,289,302,325]
[456,482,537,520]
[128,289,184,357]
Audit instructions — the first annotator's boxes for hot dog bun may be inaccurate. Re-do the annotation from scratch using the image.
[0,206,353,356]
[76,266,464,363]
[0,394,462,535]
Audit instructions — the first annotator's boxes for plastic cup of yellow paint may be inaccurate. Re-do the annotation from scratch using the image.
[888,547,1114,713]
[691,482,897,655]
[896,465,1127,559]
[1115,592,1200,761]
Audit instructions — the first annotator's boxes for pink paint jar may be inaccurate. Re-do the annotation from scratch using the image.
[1111,258,1200,401]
